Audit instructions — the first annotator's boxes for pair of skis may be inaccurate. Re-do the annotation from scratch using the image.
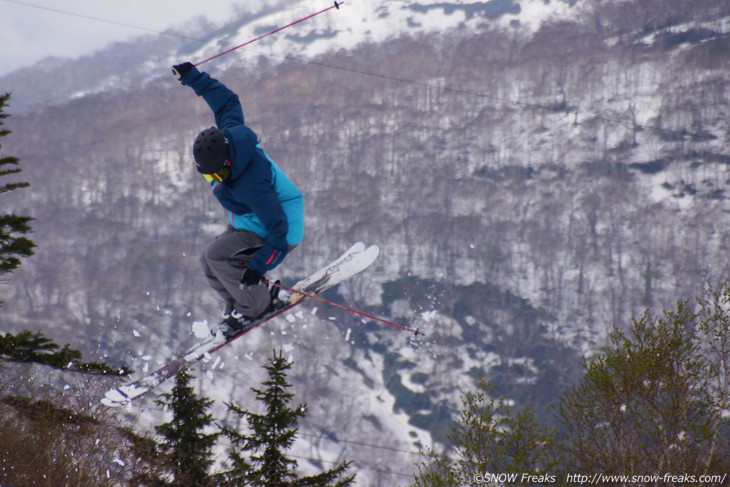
[102,242,380,408]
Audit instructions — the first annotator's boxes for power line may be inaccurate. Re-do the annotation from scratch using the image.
[215,439,417,479]
[131,401,423,456]
[296,430,423,457]
[3,0,715,142]
[286,55,710,141]
[288,454,415,479]
[0,0,205,41]
[122,403,420,478]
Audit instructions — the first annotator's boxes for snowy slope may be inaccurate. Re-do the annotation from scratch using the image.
[182,0,574,67]
[1,0,580,114]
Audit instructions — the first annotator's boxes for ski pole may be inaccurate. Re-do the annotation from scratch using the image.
[195,1,344,66]
[264,279,424,336]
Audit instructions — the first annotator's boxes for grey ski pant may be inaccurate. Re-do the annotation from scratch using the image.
[199,227,274,319]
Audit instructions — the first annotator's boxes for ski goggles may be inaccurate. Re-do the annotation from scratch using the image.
[201,167,230,183]
[201,160,231,183]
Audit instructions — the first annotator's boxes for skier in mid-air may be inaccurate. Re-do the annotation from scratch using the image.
[172,62,305,338]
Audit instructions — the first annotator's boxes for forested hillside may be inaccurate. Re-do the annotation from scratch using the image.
[2,0,730,483]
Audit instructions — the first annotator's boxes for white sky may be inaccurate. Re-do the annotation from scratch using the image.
[0,0,274,77]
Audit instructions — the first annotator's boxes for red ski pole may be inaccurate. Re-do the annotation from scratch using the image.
[196,1,344,66]
[265,279,424,336]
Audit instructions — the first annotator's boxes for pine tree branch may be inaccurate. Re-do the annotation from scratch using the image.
[0,331,132,376]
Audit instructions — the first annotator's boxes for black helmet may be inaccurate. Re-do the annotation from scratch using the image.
[193,127,229,174]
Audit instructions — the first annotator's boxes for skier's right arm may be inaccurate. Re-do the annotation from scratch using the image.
[173,62,244,130]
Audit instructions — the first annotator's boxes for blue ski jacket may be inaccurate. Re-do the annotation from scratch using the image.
[180,67,304,274]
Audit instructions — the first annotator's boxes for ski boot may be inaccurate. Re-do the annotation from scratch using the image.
[266,279,283,313]
[213,302,253,340]
[213,282,282,341]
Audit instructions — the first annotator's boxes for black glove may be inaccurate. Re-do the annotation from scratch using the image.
[240,268,263,287]
[172,62,194,80]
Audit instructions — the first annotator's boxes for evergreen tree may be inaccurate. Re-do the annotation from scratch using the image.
[0,93,130,377]
[133,370,219,487]
[412,378,555,486]
[556,284,730,476]
[217,350,355,487]
[0,92,35,282]
[412,284,730,485]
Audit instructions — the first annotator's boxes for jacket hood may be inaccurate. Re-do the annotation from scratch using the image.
[224,124,259,181]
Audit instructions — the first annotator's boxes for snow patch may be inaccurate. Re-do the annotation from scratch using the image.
[420,309,438,322]
[192,320,211,339]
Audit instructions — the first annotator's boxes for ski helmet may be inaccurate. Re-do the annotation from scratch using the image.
[193,127,229,174]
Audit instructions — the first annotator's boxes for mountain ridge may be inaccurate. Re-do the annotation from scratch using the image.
[2,0,582,114]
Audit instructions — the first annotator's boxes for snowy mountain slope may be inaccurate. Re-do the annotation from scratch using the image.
[1,0,579,114]
[183,0,573,65]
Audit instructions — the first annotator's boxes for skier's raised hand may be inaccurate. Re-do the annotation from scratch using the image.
[172,62,194,80]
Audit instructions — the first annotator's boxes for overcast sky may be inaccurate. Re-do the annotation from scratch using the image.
[0,0,273,77]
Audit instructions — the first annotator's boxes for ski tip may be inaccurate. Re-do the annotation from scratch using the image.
[359,244,380,263]
[101,387,133,408]
[350,241,367,253]
[101,397,124,408]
